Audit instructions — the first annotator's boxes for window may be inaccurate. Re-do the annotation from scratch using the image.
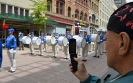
[1,4,6,13]
[89,16,91,23]
[14,7,18,15]
[20,8,23,16]
[92,14,95,24]
[84,13,87,21]
[68,7,71,17]
[75,9,79,19]
[8,5,12,13]
[60,2,64,14]
[56,1,59,13]
[25,10,29,16]
[47,0,52,12]
[80,12,83,20]
[56,1,64,15]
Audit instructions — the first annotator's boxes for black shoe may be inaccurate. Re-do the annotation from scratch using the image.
[93,56,97,57]
[63,57,67,59]
[10,71,15,73]
[8,70,12,72]
[31,53,34,55]
[97,56,100,58]
[66,58,69,60]
[100,54,102,55]
[54,56,57,58]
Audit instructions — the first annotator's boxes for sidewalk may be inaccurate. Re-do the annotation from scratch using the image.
[0,47,108,83]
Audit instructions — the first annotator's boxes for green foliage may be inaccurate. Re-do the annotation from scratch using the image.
[30,0,48,25]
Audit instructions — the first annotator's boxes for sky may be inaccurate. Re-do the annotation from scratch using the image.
[126,0,133,3]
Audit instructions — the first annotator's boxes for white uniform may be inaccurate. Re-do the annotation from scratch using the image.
[94,34,102,57]
[39,36,45,56]
[29,35,34,55]
[52,36,59,58]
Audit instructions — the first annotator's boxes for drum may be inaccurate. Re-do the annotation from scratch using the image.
[22,36,31,44]
[73,35,79,40]
[46,36,56,46]
[76,37,86,48]
[91,34,97,42]
[58,36,68,46]
[32,37,41,45]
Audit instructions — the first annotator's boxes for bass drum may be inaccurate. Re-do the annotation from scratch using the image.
[46,36,56,46]
[22,36,31,44]
[32,37,41,45]
[91,34,97,42]
[58,36,68,46]
[76,37,86,48]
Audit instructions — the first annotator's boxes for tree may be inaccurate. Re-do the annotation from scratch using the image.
[30,0,48,35]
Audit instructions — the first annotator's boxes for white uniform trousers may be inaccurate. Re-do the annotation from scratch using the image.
[88,43,92,52]
[82,44,88,60]
[102,41,106,52]
[43,42,47,51]
[29,43,34,54]
[77,47,82,56]
[7,49,16,71]
[52,44,58,57]
[39,43,44,55]
[63,45,69,58]
[95,42,102,56]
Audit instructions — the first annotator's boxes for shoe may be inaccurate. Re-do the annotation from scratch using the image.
[93,56,97,57]
[66,58,69,60]
[10,71,15,73]
[54,56,57,58]
[100,54,103,55]
[31,53,34,55]
[97,56,100,58]
[8,70,12,72]
[63,57,67,59]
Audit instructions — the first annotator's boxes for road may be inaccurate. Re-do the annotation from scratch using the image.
[0,47,108,83]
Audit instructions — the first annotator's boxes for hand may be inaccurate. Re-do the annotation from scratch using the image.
[2,44,4,47]
[69,58,89,82]
[41,41,44,43]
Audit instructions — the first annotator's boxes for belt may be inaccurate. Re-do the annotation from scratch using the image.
[7,48,13,50]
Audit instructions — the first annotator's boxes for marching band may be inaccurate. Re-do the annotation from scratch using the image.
[1,28,106,73]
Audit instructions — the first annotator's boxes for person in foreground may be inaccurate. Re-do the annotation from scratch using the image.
[69,2,133,83]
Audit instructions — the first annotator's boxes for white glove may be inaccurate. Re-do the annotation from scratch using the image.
[67,42,69,44]
[41,41,44,43]
[86,42,88,44]
[13,50,16,54]
[2,44,4,47]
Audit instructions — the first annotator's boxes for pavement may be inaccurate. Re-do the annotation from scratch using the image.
[0,46,108,83]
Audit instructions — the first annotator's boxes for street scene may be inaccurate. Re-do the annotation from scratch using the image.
[0,0,132,83]
[0,47,108,83]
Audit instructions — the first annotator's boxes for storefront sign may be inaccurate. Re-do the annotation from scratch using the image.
[75,21,89,27]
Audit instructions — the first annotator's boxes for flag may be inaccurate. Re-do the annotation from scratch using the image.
[0,39,2,67]
[2,20,8,30]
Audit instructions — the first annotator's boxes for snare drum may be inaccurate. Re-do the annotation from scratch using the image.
[46,36,56,46]
[32,37,41,45]
[76,37,86,48]
[22,36,31,44]
[58,36,68,46]
[91,34,97,42]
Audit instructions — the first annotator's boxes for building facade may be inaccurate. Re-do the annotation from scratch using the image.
[89,0,99,34]
[46,0,89,35]
[99,0,115,31]
[114,0,126,8]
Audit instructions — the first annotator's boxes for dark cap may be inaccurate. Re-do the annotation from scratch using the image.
[107,2,133,39]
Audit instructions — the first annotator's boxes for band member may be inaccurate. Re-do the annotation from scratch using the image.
[77,33,82,56]
[101,31,106,53]
[82,31,91,62]
[29,32,34,55]
[18,32,24,50]
[3,28,17,73]
[39,32,45,56]
[51,32,59,58]
[63,31,72,60]
[43,33,47,52]
[93,30,102,58]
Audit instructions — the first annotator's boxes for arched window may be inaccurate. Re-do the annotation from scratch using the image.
[84,13,87,21]
[92,14,95,24]
[47,0,52,12]
[75,9,79,19]
[80,12,83,20]
[68,7,71,17]
[89,16,91,23]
